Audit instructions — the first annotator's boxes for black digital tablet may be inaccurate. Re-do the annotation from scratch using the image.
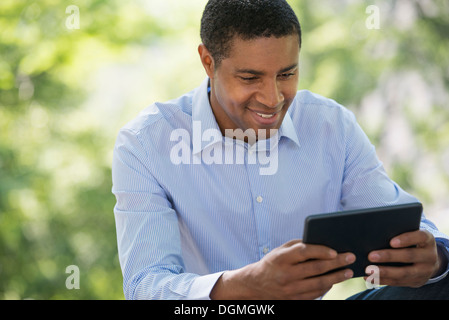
[302,202,423,278]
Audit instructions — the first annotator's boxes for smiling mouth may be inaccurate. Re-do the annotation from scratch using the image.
[249,108,283,126]
[255,112,276,119]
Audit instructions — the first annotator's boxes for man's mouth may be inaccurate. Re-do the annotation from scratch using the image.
[255,112,276,119]
[249,108,283,126]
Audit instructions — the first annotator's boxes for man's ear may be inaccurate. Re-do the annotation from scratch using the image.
[198,44,215,78]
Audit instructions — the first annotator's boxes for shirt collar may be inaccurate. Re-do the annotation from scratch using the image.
[192,77,300,154]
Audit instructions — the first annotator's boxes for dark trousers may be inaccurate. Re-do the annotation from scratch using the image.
[347,275,449,300]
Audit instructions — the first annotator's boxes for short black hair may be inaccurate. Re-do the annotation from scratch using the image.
[200,0,302,67]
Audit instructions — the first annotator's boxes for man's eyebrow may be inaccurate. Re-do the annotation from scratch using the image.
[235,68,265,76]
[235,64,298,75]
[278,64,298,74]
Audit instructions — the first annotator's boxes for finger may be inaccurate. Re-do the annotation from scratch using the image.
[368,247,430,264]
[298,252,356,278]
[281,239,303,248]
[284,267,354,300]
[390,230,434,249]
[368,265,428,288]
[283,242,337,264]
[299,268,354,294]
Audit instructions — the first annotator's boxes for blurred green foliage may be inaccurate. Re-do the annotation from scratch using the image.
[1,0,448,299]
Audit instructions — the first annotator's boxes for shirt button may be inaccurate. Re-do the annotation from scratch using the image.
[256,196,263,203]
[263,247,270,255]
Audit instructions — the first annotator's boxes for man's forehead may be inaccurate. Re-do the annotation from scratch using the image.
[224,35,300,72]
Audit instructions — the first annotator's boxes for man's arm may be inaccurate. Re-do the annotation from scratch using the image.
[113,128,223,299]
[210,240,356,300]
[340,109,449,285]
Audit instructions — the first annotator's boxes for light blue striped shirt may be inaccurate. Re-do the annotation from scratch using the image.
[112,77,449,300]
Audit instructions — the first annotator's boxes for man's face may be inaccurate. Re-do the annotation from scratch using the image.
[207,34,300,139]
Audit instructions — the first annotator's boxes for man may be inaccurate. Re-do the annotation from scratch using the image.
[112,0,449,300]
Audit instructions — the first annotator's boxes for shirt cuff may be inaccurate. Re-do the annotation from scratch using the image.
[187,271,225,300]
[426,241,449,285]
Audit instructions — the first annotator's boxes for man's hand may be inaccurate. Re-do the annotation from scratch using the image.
[367,230,443,288]
[210,239,355,300]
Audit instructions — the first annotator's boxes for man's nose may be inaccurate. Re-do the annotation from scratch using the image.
[257,79,284,109]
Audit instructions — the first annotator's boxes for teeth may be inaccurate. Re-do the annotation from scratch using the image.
[256,113,275,119]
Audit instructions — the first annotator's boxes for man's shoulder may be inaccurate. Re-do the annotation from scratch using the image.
[120,90,195,135]
[294,90,347,110]
[290,90,355,123]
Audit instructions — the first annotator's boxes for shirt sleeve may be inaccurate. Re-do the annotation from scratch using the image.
[112,128,221,299]
[339,109,449,282]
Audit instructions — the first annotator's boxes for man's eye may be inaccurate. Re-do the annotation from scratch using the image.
[240,76,258,81]
[279,73,295,79]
